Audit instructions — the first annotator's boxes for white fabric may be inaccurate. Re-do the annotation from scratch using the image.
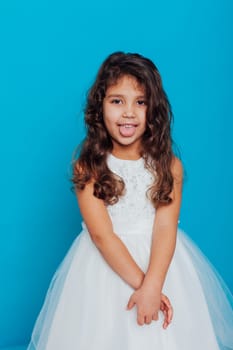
[27,154,233,349]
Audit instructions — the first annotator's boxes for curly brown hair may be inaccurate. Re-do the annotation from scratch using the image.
[71,52,176,208]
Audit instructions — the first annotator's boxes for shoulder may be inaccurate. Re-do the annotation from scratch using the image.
[73,159,83,175]
[171,157,183,183]
[73,159,93,179]
[73,159,94,193]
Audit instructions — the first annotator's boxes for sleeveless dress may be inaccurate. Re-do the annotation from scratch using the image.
[27,154,233,350]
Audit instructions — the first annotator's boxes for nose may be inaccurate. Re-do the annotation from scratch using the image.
[122,103,135,118]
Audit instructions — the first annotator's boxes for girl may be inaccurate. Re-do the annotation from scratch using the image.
[27,52,233,349]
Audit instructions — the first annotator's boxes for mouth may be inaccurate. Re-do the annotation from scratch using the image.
[118,123,138,137]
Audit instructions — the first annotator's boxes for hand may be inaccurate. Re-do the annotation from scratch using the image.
[160,293,173,329]
[127,286,161,326]
[127,288,173,328]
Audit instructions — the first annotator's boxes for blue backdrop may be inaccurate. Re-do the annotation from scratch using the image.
[0,0,232,348]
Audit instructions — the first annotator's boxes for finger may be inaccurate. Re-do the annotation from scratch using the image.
[152,312,158,321]
[145,315,152,325]
[162,309,169,329]
[162,295,171,308]
[162,302,173,323]
[163,310,169,329]
[167,305,173,323]
[137,313,145,326]
[161,296,173,324]
[160,301,165,311]
[127,298,135,310]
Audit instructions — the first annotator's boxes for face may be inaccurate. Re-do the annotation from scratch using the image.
[103,75,147,158]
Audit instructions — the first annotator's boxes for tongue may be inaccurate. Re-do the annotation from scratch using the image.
[119,125,136,137]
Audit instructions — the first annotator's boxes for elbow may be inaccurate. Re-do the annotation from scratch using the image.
[90,232,103,247]
[89,232,110,249]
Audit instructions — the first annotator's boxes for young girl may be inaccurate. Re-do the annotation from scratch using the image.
[27,52,233,350]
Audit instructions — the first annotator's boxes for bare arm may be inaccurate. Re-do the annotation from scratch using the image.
[76,180,144,290]
[143,157,183,291]
[127,157,183,325]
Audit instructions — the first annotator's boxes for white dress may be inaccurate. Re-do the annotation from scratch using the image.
[27,154,233,350]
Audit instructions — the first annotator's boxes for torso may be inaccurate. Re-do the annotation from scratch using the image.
[106,153,156,237]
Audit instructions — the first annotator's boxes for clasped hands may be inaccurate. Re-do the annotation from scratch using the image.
[127,285,173,329]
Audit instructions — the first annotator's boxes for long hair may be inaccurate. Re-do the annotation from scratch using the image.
[72,51,175,208]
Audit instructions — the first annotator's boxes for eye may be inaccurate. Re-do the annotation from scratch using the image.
[137,99,147,106]
[110,99,122,104]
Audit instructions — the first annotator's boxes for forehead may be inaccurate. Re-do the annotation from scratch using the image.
[106,75,145,94]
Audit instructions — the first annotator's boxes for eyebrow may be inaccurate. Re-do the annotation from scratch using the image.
[105,94,146,99]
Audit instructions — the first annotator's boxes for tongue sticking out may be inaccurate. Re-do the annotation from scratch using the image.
[119,124,136,137]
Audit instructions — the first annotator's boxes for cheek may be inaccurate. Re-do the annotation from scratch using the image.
[103,107,119,125]
[140,111,147,129]
[103,112,115,132]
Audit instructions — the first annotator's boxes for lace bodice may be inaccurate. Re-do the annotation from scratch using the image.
[106,154,156,236]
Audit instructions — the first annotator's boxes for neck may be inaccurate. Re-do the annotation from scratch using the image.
[111,149,142,160]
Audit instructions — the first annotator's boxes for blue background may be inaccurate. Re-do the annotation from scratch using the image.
[0,0,232,348]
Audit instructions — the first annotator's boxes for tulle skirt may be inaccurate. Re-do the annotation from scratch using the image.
[27,228,233,350]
